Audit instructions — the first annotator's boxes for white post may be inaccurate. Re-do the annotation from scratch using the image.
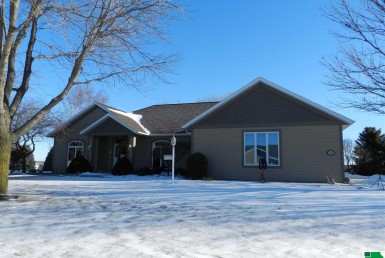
[171,135,176,184]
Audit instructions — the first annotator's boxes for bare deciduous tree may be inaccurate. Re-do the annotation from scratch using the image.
[62,85,109,119]
[0,0,181,194]
[343,138,355,172]
[195,95,225,103]
[11,100,61,173]
[323,0,385,114]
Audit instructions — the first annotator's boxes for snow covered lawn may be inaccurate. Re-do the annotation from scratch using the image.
[1,174,384,258]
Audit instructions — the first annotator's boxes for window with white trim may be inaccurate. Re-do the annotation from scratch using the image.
[244,132,280,166]
[67,140,84,166]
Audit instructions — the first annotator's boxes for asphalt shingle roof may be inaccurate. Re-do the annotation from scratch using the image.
[133,102,218,134]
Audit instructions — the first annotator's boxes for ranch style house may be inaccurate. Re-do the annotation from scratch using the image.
[48,77,354,182]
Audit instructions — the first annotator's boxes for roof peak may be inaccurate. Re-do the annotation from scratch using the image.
[95,102,127,113]
[150,101,219,106]
[134,101,219,112]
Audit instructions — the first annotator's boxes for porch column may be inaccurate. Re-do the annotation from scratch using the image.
[87,136,93,162]
[92,137,99,171]
[129,136,137,168]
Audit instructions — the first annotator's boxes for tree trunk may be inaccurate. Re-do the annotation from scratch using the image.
[21,155,26,173]
[0,130,12,195]
[0,108,12,195]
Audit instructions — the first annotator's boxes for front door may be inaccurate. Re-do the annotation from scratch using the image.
[113,139,128,166]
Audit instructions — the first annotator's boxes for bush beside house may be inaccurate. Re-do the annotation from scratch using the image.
[112,157,134,176]
[67,155,92,174]
[185,152,208,179]
[43,147,53,171]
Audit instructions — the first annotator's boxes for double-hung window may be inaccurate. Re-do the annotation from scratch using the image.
[244,132,280,166]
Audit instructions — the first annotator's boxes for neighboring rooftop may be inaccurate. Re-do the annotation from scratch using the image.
[134,102,218,134]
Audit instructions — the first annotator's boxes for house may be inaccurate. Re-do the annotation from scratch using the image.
[49,77,354,183]
[34,161,44,171]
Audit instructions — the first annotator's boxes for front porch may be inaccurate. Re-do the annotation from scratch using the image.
[87,135,191,174]
[50,102,198,174]
[90,136,136,172]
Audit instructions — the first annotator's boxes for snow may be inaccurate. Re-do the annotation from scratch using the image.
[8,170,24,175]
[1,174,384,258]
[346,173,385,188]
[105,106,150,135]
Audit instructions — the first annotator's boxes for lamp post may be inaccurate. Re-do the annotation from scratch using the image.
[171,135,176,184]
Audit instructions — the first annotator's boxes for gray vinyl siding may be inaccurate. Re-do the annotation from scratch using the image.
[192,125,344,183]
[193,82,343,129]
[174,136,192,170]
[52,107,107,173]
[87,118,136,136]
[133,137,152,169]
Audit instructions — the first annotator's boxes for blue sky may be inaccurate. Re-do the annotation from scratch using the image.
[34,0,384,160]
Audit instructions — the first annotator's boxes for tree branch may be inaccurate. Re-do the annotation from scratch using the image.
[13,44,90,140]
[0,0,20,108]
[9,17,38,117]
[323,0,385,114]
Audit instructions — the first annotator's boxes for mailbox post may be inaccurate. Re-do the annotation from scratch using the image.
[171,135,176,184]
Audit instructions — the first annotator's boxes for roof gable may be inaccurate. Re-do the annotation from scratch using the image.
[182,77,354,129]
[48,102,149,137]
[80,115,141,136]
[101,105,149,135]
[47,103,108,137]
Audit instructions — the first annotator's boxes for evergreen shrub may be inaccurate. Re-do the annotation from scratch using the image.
[112,157,134,175]
[185,152,208,179]
[67,155,92,174]
[43,147,53,171]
